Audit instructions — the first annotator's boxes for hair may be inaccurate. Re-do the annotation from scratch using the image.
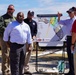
[8,4,14,8]
[27,10,34,16]
[17,12,24,17]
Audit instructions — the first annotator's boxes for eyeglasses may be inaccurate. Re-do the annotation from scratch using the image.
[8,8,14,10]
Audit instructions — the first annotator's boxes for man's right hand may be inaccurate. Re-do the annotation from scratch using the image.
[58,12,62,17]
[58,12,62,22]
[27,44,33,52]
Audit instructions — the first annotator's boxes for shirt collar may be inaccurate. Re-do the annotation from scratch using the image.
[74,16,76,19]
[71,16,76,21]
[6,13,13,18]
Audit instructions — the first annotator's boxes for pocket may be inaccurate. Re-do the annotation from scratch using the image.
[4,19,10,26]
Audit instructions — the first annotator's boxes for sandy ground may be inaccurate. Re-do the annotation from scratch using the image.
[0,50,69,75]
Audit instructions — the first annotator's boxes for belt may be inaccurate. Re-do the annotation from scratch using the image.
[67,36,71,37]
[10,42,25,46]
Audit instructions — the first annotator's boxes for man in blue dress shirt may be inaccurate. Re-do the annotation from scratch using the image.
[3,12,32,75]
[58,8,76,75]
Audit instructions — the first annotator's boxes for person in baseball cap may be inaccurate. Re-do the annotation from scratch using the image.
[58,7,75,75]
[66,8,75,19]
[24,10,37,75]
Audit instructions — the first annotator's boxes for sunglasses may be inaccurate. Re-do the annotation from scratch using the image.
[8,8,14,10]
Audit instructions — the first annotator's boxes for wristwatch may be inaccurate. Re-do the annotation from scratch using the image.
[71,44,74,45]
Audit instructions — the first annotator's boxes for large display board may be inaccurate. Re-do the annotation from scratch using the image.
[36,14,67,47]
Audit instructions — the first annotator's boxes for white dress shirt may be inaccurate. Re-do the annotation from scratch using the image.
[3,21,32,44]
[58,16,76,36]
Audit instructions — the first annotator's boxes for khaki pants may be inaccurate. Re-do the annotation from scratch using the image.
[24,43,32,72]
[24,41,34,72]
[0,36,10,75]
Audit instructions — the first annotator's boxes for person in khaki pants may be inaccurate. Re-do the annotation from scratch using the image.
[24,11,37,74]
[0,4,15,75]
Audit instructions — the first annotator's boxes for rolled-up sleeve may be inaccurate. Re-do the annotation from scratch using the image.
[27,27,32,44]
[58,20,67,26]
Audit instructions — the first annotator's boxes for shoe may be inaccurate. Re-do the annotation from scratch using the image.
[65,72,74,75]
[24,71,32,75]
[65,73,70,75]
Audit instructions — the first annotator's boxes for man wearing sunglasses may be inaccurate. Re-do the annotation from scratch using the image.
[0,4,15,75]
[58,8,76,75]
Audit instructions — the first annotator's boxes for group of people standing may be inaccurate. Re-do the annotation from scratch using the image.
[0,4,76,75]
[0,4,37,75]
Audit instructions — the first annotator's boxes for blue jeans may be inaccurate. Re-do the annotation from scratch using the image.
[10,43,26,75]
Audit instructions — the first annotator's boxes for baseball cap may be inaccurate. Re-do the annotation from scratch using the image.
[66,8,74,13]
[28,11,34,16]
[71,7,76,11]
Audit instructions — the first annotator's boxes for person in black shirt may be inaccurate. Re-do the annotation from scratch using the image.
[24,11,37,74]
[24,11,37,38]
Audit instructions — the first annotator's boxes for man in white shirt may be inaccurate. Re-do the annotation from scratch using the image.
[3,12,32,75]
[58,8,76,75]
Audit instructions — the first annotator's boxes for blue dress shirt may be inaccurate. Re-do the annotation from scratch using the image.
[58,16,76,36]
[3,21,32,44]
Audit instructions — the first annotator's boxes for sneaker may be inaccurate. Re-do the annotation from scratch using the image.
[24,71,32,75]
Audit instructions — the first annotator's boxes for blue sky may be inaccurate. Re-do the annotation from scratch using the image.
[0,0,76,17]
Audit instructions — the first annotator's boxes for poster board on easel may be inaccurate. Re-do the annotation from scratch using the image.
[36,14,67,47]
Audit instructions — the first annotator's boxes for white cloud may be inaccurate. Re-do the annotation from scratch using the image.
[0,4,8,10]
[14,1,76,18]
[38,0,53,6]
[0,4,8,15]
[0,0,76,18]
[37,0,76,14]
[27,2,76,16]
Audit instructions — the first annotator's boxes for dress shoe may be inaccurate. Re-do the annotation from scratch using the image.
[65,71,75,75]
[24,71,32,75]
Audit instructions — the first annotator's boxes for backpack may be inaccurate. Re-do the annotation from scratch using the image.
[57,60,66,73]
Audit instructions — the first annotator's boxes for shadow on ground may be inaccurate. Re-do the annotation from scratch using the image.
[32,72,64,75]
[30,55,69,69]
